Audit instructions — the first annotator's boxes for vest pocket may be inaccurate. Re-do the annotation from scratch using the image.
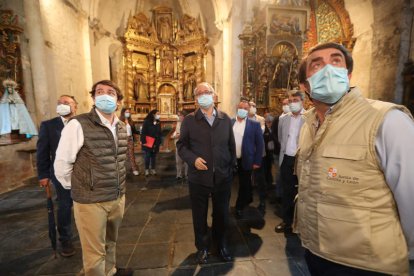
[322,145,367,160]
[317,201,371,258]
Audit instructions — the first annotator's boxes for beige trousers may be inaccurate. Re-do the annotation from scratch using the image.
[74,195,125,276]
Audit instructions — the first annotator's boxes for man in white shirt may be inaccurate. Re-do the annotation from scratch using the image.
[54,80,132,276]
[275,90,305,234]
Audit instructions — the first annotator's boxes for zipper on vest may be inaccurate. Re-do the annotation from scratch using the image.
[90,167,94,191]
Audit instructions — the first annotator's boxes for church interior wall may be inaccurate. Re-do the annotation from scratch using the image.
[344,0,374,98]
[368,0,407,102]
[1,0,413,194]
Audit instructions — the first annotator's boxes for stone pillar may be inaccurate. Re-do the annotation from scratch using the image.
[23,0,50,122]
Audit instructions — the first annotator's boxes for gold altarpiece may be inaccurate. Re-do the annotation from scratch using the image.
[123,6,208,122]
[239,0,355,115]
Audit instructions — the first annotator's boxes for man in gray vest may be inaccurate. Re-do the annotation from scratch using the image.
[54,80,132,276]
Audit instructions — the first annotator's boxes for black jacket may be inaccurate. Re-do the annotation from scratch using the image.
[140,119,162,152]
[177,108,236,188]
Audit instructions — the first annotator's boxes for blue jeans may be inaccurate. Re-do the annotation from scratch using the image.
[144,149,157,169]
[52,176,73,243]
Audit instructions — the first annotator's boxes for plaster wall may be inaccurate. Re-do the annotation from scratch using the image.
[39,0,90,114]
[344,0,374,98]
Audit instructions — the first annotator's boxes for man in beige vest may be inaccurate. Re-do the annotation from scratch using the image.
[295,42,414,275]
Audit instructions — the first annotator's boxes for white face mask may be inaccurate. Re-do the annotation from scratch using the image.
[56,104,71,116]
[125,112,130,118]
[249,106,257,115]
[289,102,302,113]
[282,105,290,114]
[155,114,160,120]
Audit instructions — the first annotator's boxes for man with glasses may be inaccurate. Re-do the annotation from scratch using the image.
[54,80,132,276]
[37,95,78,257]
[177,82,236,264]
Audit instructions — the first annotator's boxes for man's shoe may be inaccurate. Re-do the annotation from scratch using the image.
[218,247,233,262]
[133,170,139,176]
[176,176,182,180]
[196,249,208,264]
[114,267,133,276]
[145,169,149,176]
[150,169,157,175]
[60,240,75,257]
[275,222,286,233]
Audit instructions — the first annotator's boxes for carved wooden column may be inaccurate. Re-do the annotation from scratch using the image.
[177,56,184,103]
[149,54,156,109]
[124,49,134,108]
[195,53,203,83]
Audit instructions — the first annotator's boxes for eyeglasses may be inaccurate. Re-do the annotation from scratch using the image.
[96,88,117,98]
[195,90,213,96]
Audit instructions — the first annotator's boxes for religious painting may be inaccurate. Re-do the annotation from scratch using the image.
[132,52,149,69]
[157,84,176,115]
[267,7,308,37]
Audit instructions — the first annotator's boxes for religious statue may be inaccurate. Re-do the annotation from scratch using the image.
[158,16,171,43]
[0,79,37,137]
[272,54,291,89]
[184,73,196,100]
[161,51,174,77]
[133,73,149,101]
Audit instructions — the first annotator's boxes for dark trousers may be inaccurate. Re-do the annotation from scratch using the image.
[280,155,298,226]
[188,182,231,250]
[253,159,266,204]
[52,178,73,243]
[263,153,274,187]
[143,149,156,169]
[304,250,391,276]
[235,158,253,210]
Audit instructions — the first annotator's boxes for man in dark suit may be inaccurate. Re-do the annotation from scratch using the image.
[177,82,236,264]
[37,95,77,257]
[233,100,264,218]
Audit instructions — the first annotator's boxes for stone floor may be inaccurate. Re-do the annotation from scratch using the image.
[0,152,412,276]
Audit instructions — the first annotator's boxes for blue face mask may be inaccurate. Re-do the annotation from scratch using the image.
[237,108,248,119]
[197,94,214,109]
[307,64,350,104]
[95,94,117,114]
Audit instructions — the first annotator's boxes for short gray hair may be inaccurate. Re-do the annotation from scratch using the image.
[194,82,215,95]
[287,89,305,101]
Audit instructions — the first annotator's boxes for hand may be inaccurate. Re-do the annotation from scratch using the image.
[194,157,208,170]
[39,178,49,187]
[253,164,260,170]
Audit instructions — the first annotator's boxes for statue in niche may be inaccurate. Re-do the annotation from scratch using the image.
[184,73,196,100]
[272,53,291,89]
[158,16,171,43]
[0,79,37,137]
[161,51,174,77]
[133,73,149,101]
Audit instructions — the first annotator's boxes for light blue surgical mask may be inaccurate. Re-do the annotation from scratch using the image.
[237,108,248,119]
[197,94,214,109]
[289,102,302,113]
[307,64,350,104]
[95,94,117,114]
[125,112,130,118]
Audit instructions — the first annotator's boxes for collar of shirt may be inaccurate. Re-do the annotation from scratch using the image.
[95,108,120,127]
[60,116,69,125]
[201,108,217,118]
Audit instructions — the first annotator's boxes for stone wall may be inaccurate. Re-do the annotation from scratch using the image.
[0,139,37,194]
[369,0,407,102]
